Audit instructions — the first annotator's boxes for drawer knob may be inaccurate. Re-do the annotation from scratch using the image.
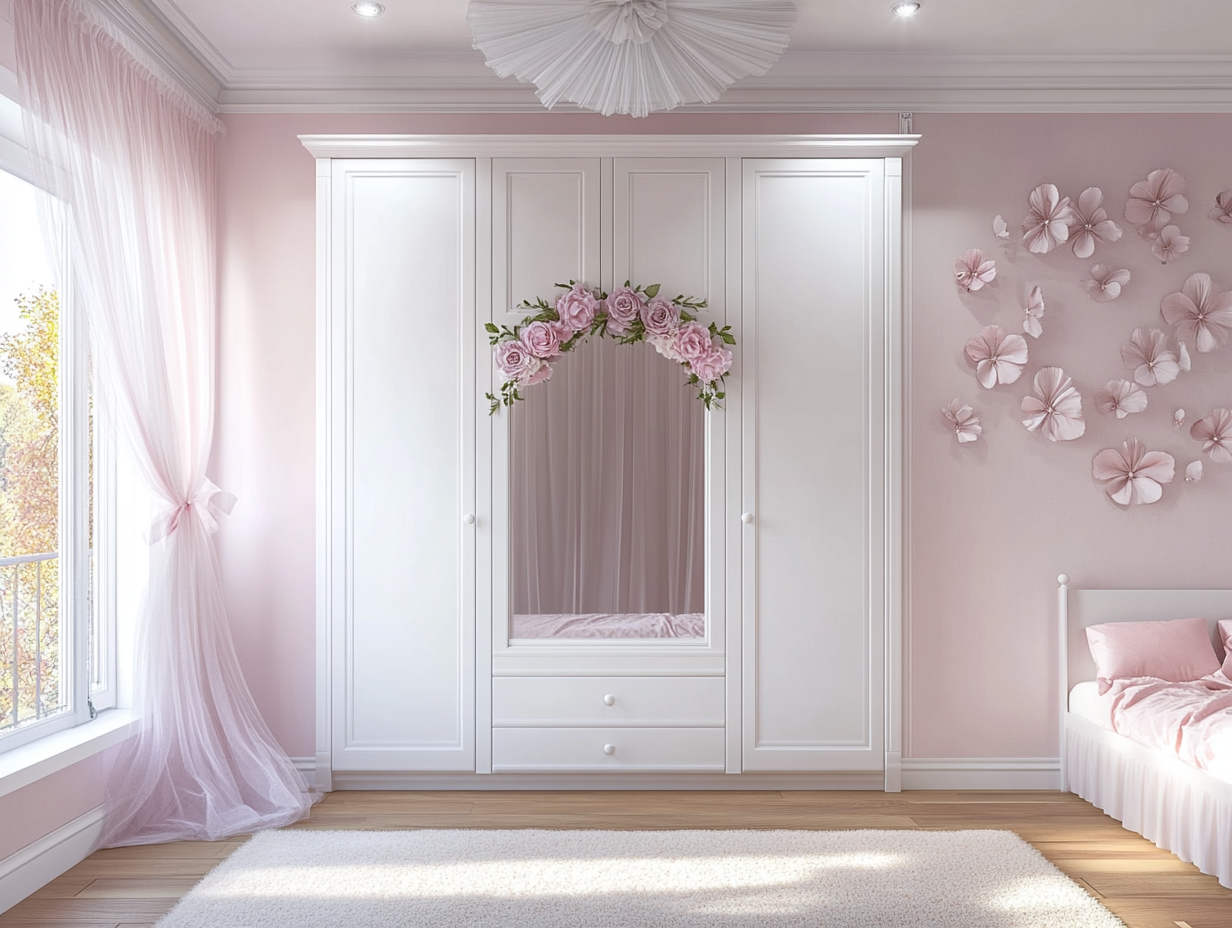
[741,512,754,524]
[603,694,616,706]
[603,743,616,755]
[462,513,476,525]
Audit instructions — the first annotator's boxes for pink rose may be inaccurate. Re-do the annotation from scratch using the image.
[605,286,645,334]
[520,320,561,359]
[556,284,599,332]
[521,359,552,386]
[691,346,733,384]
[651,334,685,363]
[495,340,534,382]
[674,321,711,363]
[641,297,680,337]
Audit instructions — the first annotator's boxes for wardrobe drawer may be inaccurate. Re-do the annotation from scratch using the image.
[492,727,726,771]
[492,676,724,727]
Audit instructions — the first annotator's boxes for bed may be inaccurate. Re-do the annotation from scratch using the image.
[511,612,706,639]
[1058,574,1232,889]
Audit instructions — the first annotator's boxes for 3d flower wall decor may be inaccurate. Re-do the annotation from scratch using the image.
[1209,190,1232,225]
[955,249,997,292]
[964,325,1028,388]
[1094,380,1148,419]
[1084,265,1131,303]
[1191,409,1232,463]
[1022,285,1045,338]
[1092,438,1176,506]
[1160,272,1232,352]
[1125,168,1188,232]
[1151,226,1189,264]
[1021,367,1085,441]
[1022,184,1075,254]
[942,399,982,443]
[1069,187,1122,259]
[1121,327,1180,387]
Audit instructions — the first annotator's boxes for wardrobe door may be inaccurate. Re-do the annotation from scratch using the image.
[329,159,476,772]
[741,159,889,773]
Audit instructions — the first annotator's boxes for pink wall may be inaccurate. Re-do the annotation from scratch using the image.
[0,754,106,859]
[213,110,1232,765]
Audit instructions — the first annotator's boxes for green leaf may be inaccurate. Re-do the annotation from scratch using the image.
[720,332,736,345]
[644,283,660,298]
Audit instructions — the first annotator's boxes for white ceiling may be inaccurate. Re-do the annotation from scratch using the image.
[88,0,1232,112]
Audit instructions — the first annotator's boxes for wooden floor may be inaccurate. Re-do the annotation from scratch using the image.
[1,790,1229,927]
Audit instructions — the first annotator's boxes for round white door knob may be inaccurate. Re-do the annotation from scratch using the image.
[603,694,616,706]
[603,743,616,755]
[463,513,476,525]
[740,512,754,524]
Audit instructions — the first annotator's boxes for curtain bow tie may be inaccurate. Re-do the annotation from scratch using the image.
[148,478,237,544]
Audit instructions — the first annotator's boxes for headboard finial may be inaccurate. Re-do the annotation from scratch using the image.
[1058,573,1070,587]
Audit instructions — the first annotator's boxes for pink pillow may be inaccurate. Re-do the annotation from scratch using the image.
[1219,619,1232,677]
[1085,617,1219,694]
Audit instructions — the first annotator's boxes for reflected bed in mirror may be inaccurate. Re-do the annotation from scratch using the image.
[511,336,705,640]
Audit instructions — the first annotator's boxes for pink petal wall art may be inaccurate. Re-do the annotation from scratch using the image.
[955,248,997,292]
[942,399,982,443]
[1022,285,1044,338]
[1121,326,1180,386]
[1160,272,1232,353]
[1094,379,1148,419]
[1209,190,1232,225]
[1125,167,1189,231]
[992,215,1009,239]
[1083,265,1130,302]
[1068,186,1122,258]
[1173,408,1187,428]
[1190,408,1232,463]
[1150,224,1189,264]
[1092,438,1176,506]
[1177,339,1192,371]
[1186,461,1204,482]
[964,325,1028,388]
[1022,183,1075,254]
[1021,366,1085,441]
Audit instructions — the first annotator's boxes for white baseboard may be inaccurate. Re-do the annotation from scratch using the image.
[0,805,104,915]
[290,756,316,777]
[901,758,1061,790]
[329,771,887,791]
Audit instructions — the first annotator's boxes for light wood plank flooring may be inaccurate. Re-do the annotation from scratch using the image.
[2,790,1229,927]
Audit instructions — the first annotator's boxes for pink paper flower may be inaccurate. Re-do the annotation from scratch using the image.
[1190,408,1232,463]
[605,285,645,334]
[954,249,997,292]
[641,296,681,337]
[651,333,685,362]
[1173,408,1187,428]
[1022,285,1044,338]
[521,359,553,386]
[1093,379,1147,419]
[1186,461,1204,483]
[495,340,536,382]
[942,399,981,443]
[1021,367,1085,442]
[556,283,600,332]
[1121,327,1180,387]
[1093,438,1175,506]
[1125,168,1188,229]
[964,325,1029,389]
[1209,190,1232,225]
[1151,225,1189,264]
[1160,272,1232,353]
[691,346,733,384]
[1083,265,1131,303]
[993,215,1009,239]
[1022,183,1075,254]
[1068,186,1122,259]
[674,321,712,363]
[520,320,562,359]
[1177,339,1191,372]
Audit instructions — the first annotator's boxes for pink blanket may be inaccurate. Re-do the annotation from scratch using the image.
[1105,671,1232,783]
[512,613,705,639]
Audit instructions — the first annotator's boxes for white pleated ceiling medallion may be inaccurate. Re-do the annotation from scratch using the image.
[467,0,798,118]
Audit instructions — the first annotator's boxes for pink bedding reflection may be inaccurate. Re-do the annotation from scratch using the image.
[512,613,705,639]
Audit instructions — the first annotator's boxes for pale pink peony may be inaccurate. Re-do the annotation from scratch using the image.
[1093,438,1175,506]
[954,249,997,292]
[1022,183,1075,254]
[1209,190,1232,225]
[1022,285,1044,338]
[1083,265,1130,303]
[1068,186,1122,259]
[651,334,685,362]
[691,346,733,384]
[1093,379,1147,419]
[556,283,600,332]
[520,320,562,359]
[1151,225,1189,264]
[1121,327,1180,387]
[641,297,681,337]
[942,399,981,443]
[495,339,536,383]
[1021,367,1085,442]
[1125,168,1188,228]
[521,358,553,386]
[1190,408,1232,464]
[1160,272,1232,353]
[963,325,1029,389]
[674,321,712,363]
[605,286,645,334]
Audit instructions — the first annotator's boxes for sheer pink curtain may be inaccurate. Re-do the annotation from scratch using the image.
[512,338,705,616]
[14,0,314,845]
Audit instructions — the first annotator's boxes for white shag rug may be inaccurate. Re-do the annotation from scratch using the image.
[156,829,1125,928]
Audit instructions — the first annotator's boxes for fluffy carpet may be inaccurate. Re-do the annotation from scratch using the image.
[156,828,1125,928]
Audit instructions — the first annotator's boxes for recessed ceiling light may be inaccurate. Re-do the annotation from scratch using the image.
[351,1,385,17]
[890,1,921,16]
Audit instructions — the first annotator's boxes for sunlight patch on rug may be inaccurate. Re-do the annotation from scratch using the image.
[155,829,1126,928]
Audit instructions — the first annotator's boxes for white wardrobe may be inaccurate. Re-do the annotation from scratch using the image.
[307,135,911,791]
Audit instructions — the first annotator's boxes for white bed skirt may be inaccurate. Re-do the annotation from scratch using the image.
[1066,713,1232,888]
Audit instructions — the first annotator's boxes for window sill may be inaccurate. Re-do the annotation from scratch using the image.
[0,710,137,800]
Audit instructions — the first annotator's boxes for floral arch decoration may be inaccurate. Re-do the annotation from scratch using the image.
[486,281,735,414]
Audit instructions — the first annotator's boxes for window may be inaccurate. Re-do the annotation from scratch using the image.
[0,145,103,752]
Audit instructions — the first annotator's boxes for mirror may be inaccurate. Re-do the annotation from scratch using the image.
[510,336,704,639]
